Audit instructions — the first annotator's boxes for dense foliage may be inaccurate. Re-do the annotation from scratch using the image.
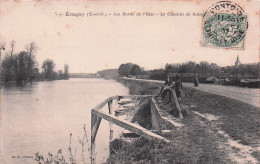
[165,61,259,78]
[118,63,141,77]
[1,41,70,84]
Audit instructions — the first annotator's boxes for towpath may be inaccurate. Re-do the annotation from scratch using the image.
[117,77,260,163]
[119,77,259,107]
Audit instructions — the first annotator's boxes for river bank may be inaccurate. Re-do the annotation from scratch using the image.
[106,77,260,164]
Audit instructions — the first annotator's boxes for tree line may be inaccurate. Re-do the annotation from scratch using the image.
[165,61,260,78]
[118,61,260,79]
[1,41,70,84]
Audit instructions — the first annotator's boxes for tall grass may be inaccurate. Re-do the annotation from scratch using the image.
[34,124,92,164]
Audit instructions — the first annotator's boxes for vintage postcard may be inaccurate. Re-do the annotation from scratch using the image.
[0,0,259,163]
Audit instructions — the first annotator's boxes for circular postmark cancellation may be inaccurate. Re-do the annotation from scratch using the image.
[202,1,248,49]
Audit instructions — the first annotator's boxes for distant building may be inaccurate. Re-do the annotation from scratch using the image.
[235,55,241,67]
[234,55,259,67]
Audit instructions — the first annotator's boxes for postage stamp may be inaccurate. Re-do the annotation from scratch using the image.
[202,1,248,49]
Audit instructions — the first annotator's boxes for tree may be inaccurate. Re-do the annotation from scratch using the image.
[16,51,29,83]
[165,63,174,73]
[118,63,141,77]
[165,63,181,73]
[1,41,41,83]
[32,67,40,80]
[0,42,6,81]
[195,64,201,74]
[10,40,15,59]
[199,61,210,78]
[209,63,220,74]
[58,70,63,79]
[63,64,69,79]
[130,64,141,76]
[179,61,196,73]
[42,59,55,80]
[25,42,39,82]
[118,64,128,76]
[9,41,16,79]
[1,55,10,82]
[3,41,16,82]
[186,61,196,73]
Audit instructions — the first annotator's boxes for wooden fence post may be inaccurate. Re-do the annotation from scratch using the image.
[170,89,183,118]
[108,100,114,140]
[91,112,102,164]
[108,100,113,114]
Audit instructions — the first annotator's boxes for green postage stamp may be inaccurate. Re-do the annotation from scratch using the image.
[202,1,248,49]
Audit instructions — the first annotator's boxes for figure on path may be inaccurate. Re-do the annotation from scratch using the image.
[156,74,173,101]
[174,75,183,102]
[193,75,199,87]
[156,74,183,102]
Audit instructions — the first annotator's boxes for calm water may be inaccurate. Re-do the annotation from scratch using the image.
[1,78,129,164]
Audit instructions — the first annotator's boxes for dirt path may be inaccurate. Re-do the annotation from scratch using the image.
[154,97,260,163]
[192,110,259,164]
[119,77,259,107]
[115,78,260,163]
[184,83,259,108]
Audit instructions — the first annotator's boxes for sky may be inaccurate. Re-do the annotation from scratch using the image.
[0,0,259,73]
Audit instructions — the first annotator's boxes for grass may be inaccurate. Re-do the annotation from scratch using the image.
[180,87,260,147]
[107,109,233,163]
[111,78,260,164]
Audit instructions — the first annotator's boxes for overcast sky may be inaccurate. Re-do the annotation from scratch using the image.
[0,0,259,73]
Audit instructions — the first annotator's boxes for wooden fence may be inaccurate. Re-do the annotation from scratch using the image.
[91,91,183,163]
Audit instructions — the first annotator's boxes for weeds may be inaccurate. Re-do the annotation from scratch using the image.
[78,124,92,164]
[35,149,66,164]
[68,133,77,164]
[35,124,92,164]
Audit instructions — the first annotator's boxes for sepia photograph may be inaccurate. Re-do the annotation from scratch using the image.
[0,0,259,163]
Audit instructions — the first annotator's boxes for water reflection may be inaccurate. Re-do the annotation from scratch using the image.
[1,78,129,164]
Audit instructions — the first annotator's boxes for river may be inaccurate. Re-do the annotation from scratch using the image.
[1,78,129,164]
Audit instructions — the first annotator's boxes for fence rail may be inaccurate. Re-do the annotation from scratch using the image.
[90,94,180,164]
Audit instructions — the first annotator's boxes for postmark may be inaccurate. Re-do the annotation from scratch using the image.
[202,1,248,49]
